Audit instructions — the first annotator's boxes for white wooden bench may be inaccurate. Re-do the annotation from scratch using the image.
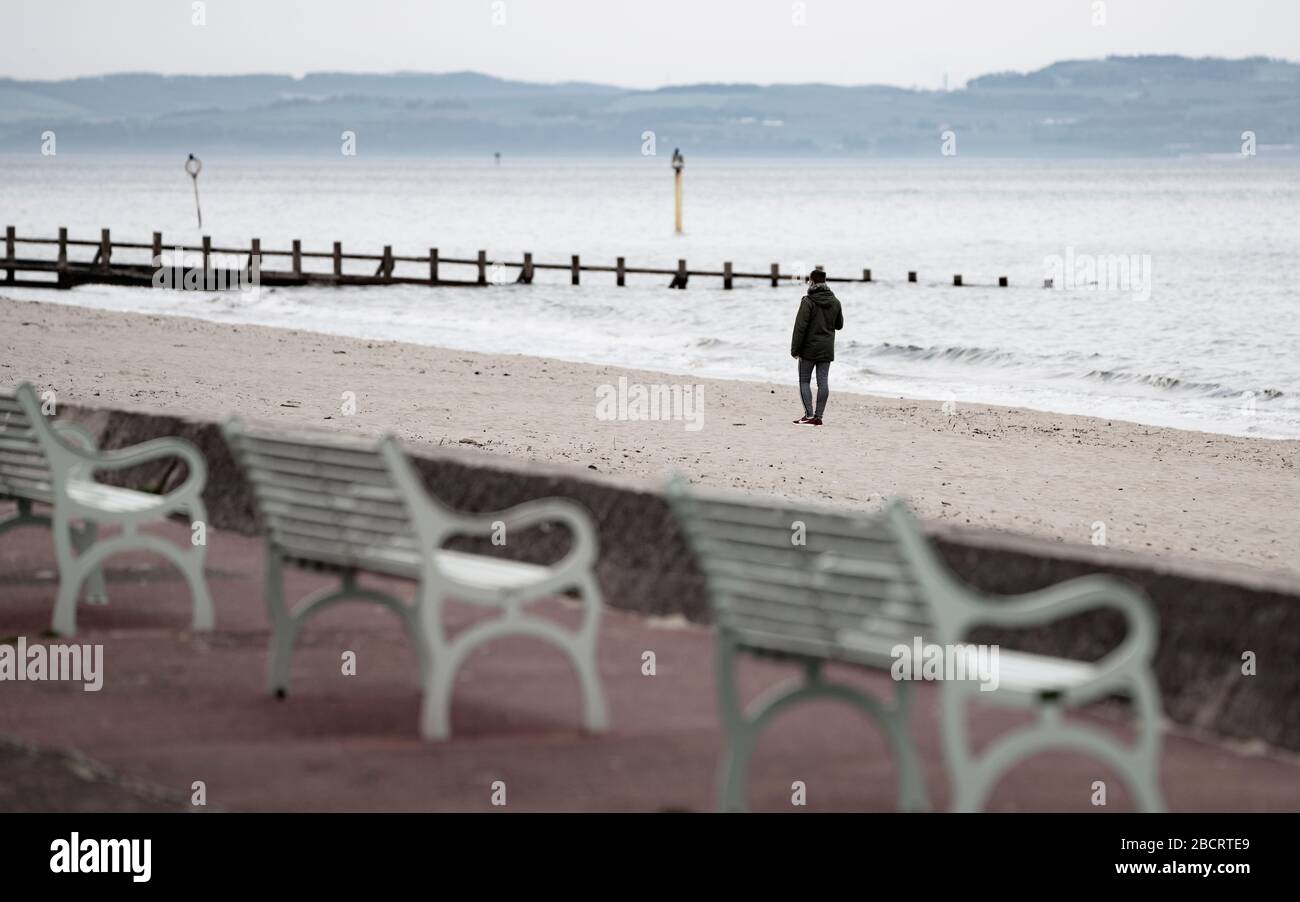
[222,418,608,740]
[667,478,1165,812]
[0,383,213,636]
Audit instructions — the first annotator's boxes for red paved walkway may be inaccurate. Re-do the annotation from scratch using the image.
[2,503,1298,812]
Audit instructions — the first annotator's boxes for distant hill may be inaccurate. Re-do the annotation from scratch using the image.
[1,56,1296,157]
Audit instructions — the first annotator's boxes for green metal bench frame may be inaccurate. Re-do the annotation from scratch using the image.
[1,382,213,636]
[668,478,1164,812]
[223,418,608,740]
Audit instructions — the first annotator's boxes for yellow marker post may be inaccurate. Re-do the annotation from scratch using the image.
[672,148,684,234]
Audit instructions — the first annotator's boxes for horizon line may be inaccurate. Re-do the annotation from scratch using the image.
[3,52,1297,93]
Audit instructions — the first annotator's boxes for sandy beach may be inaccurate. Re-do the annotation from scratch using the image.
[2,295,1297,582]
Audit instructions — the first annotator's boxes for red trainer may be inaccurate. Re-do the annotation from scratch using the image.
[809,417,823,426]
[794,416,813,424]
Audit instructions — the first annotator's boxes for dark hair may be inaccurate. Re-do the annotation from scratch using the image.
[808,268,827,284]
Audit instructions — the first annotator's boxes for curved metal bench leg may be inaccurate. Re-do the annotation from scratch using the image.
[74,521,109,605]
[85,519,213,633]
[50,513,87,636]
[1,502,107,610]
[887,681,930,811]
[1128,671,1166,812]
[48,507,209,636]
[715,642,928,812]
[419,652,457,741]
[266,557,421,699]
[263,549,294,696]
[574,573,608,733]
[182,503,213,631]
[945,678,1166,812]
[715,637,756,812]
[415,575,608,741]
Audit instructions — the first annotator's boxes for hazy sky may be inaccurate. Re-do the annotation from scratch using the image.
[7,0,1299,89]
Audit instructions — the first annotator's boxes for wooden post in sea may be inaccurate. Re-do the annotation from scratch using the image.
[292,240,302,277]
[4,226,13,284]
[953,274,963,286]
[999,276,1008,287]
[250,238,261,281]
[770,263,780,287]
[333,241,342,279]
[99,228,112,271]
[723,261,733,290]
[863,268,872,282]
[571,254,580,286]
[908,271,917,283]
[383,245,395,282]
[616,256,626,287]
[429,248,439,283]
[670,258,688,289]
[151,231,162,266]
[56,227,68,288]
[477,250,487,285]
[518,251,534,284]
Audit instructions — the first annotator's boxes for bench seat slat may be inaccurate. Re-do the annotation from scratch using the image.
[434,550,550,590]
[274,540,550,594]
[65,480,162,512]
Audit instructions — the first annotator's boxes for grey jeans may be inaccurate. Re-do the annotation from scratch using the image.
[798,358,830,418]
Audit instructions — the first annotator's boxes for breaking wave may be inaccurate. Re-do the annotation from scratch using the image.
[866,342,1284,401]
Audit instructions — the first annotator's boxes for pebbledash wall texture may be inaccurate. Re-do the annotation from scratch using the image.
[48,402,1300,754]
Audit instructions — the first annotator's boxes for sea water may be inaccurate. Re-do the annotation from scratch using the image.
[1,154,1297,438]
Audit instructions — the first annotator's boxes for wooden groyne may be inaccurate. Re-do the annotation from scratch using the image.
[3,226,1011,291]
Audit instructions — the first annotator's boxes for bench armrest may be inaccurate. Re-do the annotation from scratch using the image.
[960,574,1158,701]
[817,547,1157,700]
[378,436,598,583]
[962,575,1154,642]
[445,499,599,573]
[63,436,208,505]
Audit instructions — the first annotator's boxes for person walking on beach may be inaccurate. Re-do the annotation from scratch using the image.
[790,267,843,426]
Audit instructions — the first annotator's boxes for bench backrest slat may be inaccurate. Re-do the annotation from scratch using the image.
[224,421,422,575]
[0,392,53,504]
[249,480,410,520]
[670,485,934,661]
